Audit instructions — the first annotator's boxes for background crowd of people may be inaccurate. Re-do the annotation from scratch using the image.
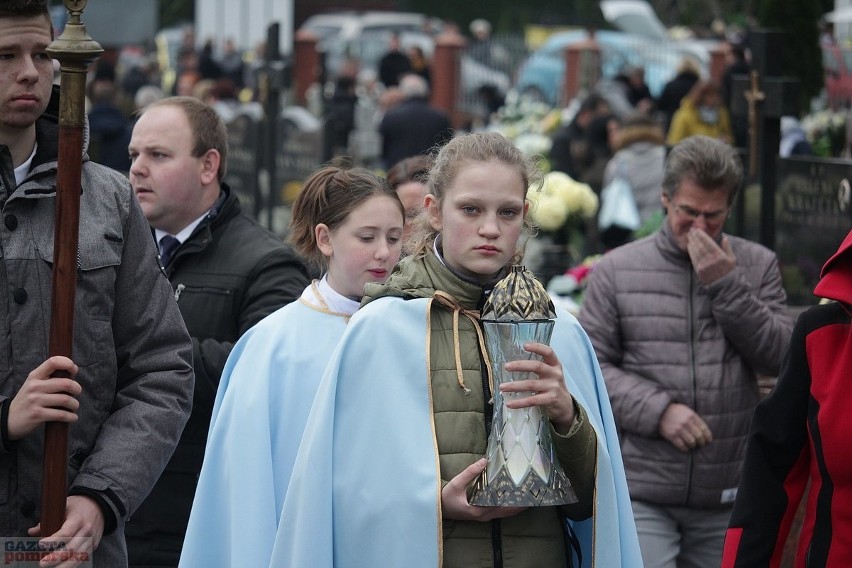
[1,2,849,567]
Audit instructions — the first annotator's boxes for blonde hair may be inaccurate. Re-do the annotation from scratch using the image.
[404,132,541,263]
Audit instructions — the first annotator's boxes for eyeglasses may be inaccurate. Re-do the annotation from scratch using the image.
[671,202,729,223]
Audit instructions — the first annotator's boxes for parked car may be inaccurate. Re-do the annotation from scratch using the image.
[300,10,444,79]
[299,11,510,105]
[515,0,717,107]
[300,11,444,43]
[514,29,710,107]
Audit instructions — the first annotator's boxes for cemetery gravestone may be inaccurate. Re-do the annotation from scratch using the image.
[731,29,799,249]
[223,113,261,220]
[272,109,324,235]
[775,157,852,305]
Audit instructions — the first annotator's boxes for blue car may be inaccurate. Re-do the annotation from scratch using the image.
[515,29,710,106]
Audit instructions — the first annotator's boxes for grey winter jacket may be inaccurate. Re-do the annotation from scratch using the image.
[0,90,193,566]
[602,142,666,226]
[578,221,793,508]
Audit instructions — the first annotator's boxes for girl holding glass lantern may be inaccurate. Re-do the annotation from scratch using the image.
[274,132,641,567]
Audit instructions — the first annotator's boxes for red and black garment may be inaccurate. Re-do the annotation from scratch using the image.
[723,229,852,568]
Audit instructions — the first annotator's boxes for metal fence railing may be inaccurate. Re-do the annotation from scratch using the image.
[456,33,529,120]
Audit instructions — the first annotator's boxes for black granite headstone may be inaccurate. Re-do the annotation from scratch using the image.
[775,156,852,304]
[731,30,800,250]
[224,113,260,219]
[274,113,324,208]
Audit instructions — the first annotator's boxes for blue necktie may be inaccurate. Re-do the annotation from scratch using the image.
[159,235,181,267]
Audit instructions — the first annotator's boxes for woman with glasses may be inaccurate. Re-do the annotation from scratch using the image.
[579,135,794,568]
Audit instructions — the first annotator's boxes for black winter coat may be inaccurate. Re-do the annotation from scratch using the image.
[379,98,452,169]
[125,185,309,566]
[657,70,700,131]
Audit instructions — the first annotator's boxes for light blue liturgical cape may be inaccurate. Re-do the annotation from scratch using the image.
[179,294,351,567]
[272,296,642,567]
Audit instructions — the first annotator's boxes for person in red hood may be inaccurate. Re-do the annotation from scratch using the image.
[722,228,852,568]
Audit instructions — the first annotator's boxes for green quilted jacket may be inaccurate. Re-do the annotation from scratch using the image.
[363,250,597,568]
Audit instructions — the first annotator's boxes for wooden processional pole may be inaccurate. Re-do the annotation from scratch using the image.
[41,0,103,536]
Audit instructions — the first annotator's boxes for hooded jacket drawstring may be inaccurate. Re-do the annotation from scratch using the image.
[429,290,494,396]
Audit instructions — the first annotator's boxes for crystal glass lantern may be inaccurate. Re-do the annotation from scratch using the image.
[468,266,577,507]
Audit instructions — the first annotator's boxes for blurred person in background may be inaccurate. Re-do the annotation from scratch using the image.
[173,46,200,96]
[578,113,620,254]
[379,74,452,170]
[657,57,701,134]
[87,77,132,173]
[323,76,358,162]
[550,92,611,180]
[219,38,245,90]
[378,32,411,88]
[579,113,621,196]
[120,53,160,102]
[468,18,509,69]
[133,84,165,113]
[667,80,732,145]
[600,114,666,248]
[622,65,655,114]
[190,78,215,103]
[408,45,431,86]
[386,154,432,242]
[198,38,222,81]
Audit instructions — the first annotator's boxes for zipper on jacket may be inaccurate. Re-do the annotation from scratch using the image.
[685,270,697,505]
[481,345,493,436]
[478,288,503,568]
[491,519,503,568]
[480,343,503,567]
[173,284,232,302]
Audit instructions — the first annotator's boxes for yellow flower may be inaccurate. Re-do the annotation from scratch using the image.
[532,171,599,224]
[528,191,569,231]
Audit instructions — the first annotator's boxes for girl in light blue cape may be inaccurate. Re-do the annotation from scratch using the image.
[275,132,642,567]
[178,165,404,567]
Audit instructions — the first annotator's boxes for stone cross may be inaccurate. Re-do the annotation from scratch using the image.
[743,70,765,178]
[731,30,800,249]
